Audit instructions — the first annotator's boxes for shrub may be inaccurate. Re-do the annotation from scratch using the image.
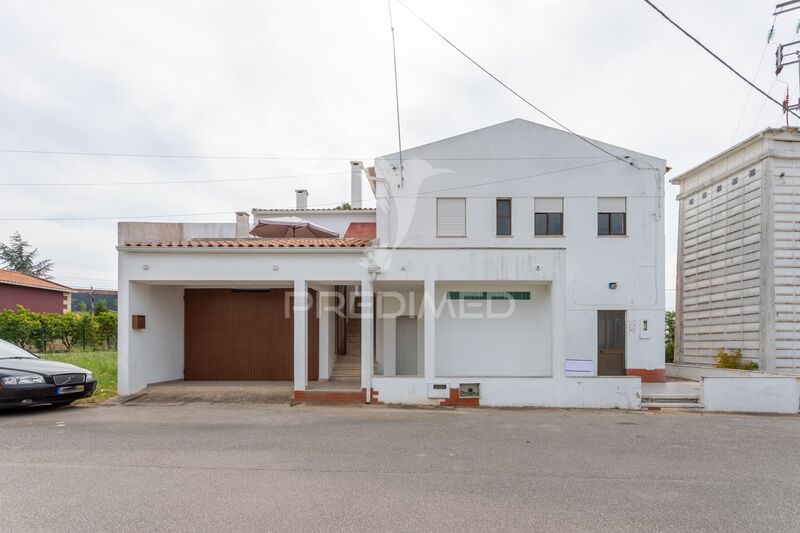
[714,349,759,370]
[0,306,115,352]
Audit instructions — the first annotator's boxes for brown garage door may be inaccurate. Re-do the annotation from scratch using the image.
[184,288,318,381]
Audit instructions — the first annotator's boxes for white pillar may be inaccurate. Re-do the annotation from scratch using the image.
[423,278,436,380]
[551,258,567,379]
[293,280,308,391]
[318,290,331,380]
[117,280,132,395]
[360,279,373,393]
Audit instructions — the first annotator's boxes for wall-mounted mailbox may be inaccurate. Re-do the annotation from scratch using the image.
[132,315,146,330]
[459,383,480,398]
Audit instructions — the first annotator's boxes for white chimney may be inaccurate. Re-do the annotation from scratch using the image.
[295,189,308,210]
[235,211,250,238]
[350,161,363,209]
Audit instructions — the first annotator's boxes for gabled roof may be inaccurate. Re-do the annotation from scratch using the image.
[123,238,372,249]
[0,268,72,292]
[376,118,664,165]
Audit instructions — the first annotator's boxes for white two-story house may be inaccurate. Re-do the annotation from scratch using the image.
[117,119,666,408]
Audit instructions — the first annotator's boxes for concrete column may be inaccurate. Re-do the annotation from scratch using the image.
[293,280,308,391]
[423,278,436,380]
[551,257,567,379]
[117,280,132,395]
[318,290,331,380]
[360,279,373,392]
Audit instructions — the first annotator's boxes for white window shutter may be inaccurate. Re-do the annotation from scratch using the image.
[437,198,466,237]
[534,197,563,213]
[598,197,626,213]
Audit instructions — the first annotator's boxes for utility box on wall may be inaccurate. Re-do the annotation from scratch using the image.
[427,383,449,399]
[132,315,146,330]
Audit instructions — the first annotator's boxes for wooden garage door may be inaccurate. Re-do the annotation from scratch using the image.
[184,289,318,381]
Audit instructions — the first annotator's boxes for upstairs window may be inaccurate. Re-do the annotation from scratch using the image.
[598,197,626,236]
[534,197,563,236]
[496,198,512,236]
[436,197,466,237]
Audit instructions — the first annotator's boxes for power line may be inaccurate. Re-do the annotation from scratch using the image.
[0,211,231,222]
[395,0,633,167]
[641,0,800,121]
[0,158,631,221]
[0,148,365,161]
[0,147,622,163]
[0,171,344,187]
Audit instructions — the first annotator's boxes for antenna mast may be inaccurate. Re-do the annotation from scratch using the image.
[774,1,800,123]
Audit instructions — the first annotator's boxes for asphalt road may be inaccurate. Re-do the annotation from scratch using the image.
[0,403,798,532]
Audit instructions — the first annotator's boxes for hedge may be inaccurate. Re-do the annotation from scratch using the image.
[0,305,117,353]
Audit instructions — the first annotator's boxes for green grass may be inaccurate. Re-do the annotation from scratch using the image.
[42,350,117,404]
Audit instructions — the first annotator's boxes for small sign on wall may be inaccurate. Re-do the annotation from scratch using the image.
[132,315,146,330]
[639,319,650,339]
[566,359,594,376]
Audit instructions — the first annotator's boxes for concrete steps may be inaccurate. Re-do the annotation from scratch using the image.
[642,394,703,410]
[331,319,361,382]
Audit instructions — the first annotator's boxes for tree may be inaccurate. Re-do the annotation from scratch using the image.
[95,312,117,350]
[665,310,675,363]
[335,202,352,210]
[49,313,83,352]
[93,300,108,315]
[0,232,54,279]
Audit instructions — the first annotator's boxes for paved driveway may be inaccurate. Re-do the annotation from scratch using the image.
[1,404,798,532]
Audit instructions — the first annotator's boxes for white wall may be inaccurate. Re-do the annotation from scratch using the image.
[434,283,552,377]
[121,282,184,394]
[374,119,665,375]
[702,376,799,413]
[371,376,642,409]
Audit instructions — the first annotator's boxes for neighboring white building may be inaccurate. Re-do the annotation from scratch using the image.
[672,127,800,373]
[117,119,666,408]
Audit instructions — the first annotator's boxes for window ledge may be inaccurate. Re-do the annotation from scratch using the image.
[534,234,565,238]
[495,235,514,238]
[597,235,629,238]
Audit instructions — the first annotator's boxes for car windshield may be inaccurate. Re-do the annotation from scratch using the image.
[0,339,38,359]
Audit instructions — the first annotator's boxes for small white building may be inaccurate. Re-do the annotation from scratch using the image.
[117,119,666,408]
[672,127,800,373]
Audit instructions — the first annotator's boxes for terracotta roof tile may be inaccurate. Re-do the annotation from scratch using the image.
[124,238,372,249]
[344,222,377,239]
[0,269,73,292]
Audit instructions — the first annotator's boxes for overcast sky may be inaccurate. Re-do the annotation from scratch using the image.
[0,0,793,307]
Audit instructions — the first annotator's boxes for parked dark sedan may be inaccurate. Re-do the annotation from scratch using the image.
[0,339,96,409]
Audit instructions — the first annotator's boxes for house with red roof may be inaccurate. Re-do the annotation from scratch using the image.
[117,120,666,409]
[0,268,73,314]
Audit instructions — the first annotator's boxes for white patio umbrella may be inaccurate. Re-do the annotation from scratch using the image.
[250,216,339,238]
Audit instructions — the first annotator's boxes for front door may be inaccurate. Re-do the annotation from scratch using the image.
[597,311,626,376]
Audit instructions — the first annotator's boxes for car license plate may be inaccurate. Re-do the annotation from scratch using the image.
[57,385,84,395]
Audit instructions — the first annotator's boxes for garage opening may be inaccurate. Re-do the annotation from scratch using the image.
[184,288,318,381]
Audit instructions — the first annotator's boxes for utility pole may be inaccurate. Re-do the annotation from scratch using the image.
[774,1,800,124]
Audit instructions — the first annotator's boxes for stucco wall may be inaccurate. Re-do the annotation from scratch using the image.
[121,283,184,394]
[373,119,666,376]
[434,283,552,377]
